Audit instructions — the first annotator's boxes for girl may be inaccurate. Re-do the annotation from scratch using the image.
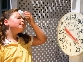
[0,9,47,62]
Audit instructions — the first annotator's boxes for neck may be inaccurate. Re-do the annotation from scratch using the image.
[6,30,18,42]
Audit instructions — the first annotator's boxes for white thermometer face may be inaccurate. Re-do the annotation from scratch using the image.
[57,12,83,56]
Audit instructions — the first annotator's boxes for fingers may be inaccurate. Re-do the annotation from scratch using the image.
[24,11,32,18]
[23,11,34,24]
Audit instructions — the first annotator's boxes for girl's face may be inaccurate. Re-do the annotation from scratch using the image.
[7,11,26,33]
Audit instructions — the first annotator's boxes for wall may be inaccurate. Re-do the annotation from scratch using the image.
[10,0,18,9]
[71,0,80,12]
[80,0,83,14]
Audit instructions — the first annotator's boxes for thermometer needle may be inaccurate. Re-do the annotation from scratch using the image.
[64,28,79,44]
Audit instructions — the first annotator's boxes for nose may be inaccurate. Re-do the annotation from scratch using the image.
[21,18,25,22]
[21,18,25,24]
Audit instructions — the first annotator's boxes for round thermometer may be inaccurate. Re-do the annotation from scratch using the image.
[57,12,83,56]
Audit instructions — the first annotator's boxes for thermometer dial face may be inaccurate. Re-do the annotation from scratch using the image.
[57,12,83,56]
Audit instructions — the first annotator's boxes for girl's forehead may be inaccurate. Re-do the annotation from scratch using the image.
[11,12,20,16]
[12,12,19,15]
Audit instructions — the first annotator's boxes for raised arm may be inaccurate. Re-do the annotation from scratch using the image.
[24,11,47,46]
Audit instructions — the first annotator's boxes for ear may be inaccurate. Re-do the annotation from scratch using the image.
[4,19,9,26]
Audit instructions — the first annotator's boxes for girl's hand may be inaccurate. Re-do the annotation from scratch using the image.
[24,11,35,25]
[23,11,47,46]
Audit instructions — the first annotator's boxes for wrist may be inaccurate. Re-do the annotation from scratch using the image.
[30,22,36,26]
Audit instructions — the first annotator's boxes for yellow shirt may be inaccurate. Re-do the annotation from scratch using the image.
[0,37,33,62]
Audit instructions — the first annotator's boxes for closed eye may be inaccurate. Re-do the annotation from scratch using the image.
[17,16,22,19]
[17,17,21,19]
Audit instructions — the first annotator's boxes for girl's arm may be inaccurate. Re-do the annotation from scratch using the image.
[24,11,47,46]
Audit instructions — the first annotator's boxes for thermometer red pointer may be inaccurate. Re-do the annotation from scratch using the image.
[64,28,79,44]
